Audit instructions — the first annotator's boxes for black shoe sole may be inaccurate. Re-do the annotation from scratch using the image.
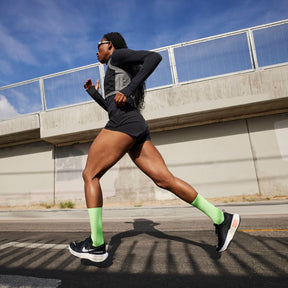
[68,246,109,262]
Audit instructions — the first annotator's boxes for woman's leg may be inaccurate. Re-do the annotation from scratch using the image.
[71,129,135,253]
[129,140,240,252]
[129,140,197,203]
[128,140,224,224]
[83,129,136,208]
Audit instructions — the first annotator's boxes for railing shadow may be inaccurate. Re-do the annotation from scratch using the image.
[81,218,221,268]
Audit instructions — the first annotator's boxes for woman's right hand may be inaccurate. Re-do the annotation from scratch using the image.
[84,79,100,91]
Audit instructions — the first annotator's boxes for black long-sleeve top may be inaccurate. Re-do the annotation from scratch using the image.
[87,49,162,111]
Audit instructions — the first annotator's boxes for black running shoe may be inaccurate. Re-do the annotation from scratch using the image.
[214,212,240,252]
[69,236,108,262]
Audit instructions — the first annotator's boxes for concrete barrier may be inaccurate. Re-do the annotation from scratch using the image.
[0,65,287,206]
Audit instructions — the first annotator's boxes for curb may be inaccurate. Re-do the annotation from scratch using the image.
[0,201,287,221]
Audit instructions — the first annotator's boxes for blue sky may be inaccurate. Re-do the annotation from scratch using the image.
[0,0,287,87]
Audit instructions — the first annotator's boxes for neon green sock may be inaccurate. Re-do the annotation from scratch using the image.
[88,207,104,247]
[191,194,224,225]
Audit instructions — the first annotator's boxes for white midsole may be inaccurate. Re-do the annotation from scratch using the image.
[68,246,109,262]
[218,213,240,252]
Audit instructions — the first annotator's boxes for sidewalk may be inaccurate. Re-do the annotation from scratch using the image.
[0,201,287,221]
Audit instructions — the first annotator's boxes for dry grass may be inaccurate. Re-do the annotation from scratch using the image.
[1,194,287,210]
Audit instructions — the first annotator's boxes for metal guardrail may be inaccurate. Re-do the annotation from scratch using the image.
[0,19,287,121]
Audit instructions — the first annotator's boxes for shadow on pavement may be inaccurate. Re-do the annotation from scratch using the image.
[1,217,287,288]
[81,218,221,268]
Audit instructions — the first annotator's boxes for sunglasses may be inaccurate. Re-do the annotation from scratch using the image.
[98,41,110,49]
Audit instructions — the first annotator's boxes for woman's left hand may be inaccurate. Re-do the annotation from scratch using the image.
[114,92,127,106]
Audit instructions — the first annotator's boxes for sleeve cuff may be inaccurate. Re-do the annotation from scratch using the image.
[120,86,133,98]
[86,86,97,96]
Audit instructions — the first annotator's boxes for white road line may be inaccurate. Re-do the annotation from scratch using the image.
[0,275,61,288]
[0,241,67,250]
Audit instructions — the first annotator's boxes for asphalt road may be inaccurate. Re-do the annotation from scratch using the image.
[0,202,287,288]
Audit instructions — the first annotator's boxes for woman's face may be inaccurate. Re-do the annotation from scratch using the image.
[97,38,112,64]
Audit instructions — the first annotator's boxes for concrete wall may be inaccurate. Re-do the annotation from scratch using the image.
[1,114,287,207]
[0,141,54,206]
[151,120,259,199]
[0,65,288,206]
[248,114,288,196]
[51,114,287,206]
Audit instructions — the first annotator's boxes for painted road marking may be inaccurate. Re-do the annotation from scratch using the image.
[1,228,287,251]
[0,275,61,288]
[0,241,67,250]
[239,228,288,232]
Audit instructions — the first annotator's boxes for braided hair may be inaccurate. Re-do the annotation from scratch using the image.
[104,32,145,110]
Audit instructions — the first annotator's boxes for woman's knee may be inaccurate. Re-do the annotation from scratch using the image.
[82,169,90,183]
[153,173,175,190]
[82,168,99,183]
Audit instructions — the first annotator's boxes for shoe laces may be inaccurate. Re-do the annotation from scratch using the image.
[81,237,92,249]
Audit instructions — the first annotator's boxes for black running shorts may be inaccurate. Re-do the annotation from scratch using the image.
[104,96,151,148]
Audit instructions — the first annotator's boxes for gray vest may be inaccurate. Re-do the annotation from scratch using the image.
[104,59,132,98]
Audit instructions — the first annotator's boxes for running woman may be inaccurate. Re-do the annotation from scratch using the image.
[69,32,240,263]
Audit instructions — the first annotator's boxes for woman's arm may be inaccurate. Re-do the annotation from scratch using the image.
[84,79,108,111]
[111,49,162,98]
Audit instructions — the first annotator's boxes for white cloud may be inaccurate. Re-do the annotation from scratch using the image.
[0,95,19,120]
[1,0,287,85]
[0,60,13,76]
[17,0,88,36]
[0,24,37,66]
[0,0,95,71]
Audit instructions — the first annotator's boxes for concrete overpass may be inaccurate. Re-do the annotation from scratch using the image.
[0,20,287,207]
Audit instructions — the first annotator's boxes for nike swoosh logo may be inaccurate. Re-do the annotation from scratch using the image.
[81,247,94,253]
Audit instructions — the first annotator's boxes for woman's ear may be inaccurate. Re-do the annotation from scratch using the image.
[108,41,114,50]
